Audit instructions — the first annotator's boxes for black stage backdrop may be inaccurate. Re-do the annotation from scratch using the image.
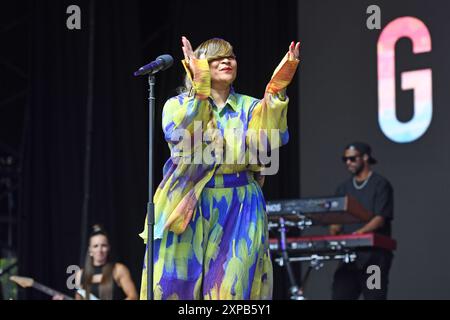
[18,0,300,299]
[19,0,148,299]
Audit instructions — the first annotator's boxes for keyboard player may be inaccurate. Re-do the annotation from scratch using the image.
[330,142,394,300]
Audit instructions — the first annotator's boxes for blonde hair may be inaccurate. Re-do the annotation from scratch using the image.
[195,38,235,62]
[182,38,235,94]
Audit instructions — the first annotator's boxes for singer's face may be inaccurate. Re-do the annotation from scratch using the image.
[209,56,237,88]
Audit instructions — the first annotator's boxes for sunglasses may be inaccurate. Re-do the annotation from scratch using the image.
[342,155,361,163]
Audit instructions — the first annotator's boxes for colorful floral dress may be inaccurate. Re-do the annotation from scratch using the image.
[139,54,299,300]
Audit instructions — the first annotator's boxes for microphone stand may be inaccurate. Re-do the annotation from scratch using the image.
[135,55,173,300]
[146,75,156,300]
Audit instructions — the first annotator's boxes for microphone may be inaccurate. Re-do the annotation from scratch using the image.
[134,54,174,76]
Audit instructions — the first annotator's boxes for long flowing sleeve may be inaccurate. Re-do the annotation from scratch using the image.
[247,54,299,151]
[162,58,211,146]
[140,58,219,242]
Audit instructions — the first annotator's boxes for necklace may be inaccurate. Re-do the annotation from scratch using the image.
[353,171,373,190]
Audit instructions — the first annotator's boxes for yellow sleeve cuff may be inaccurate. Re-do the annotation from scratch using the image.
[265,54,299,94]
[181,58,210,100]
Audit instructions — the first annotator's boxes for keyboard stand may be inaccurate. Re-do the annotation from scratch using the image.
[274,252,357,298]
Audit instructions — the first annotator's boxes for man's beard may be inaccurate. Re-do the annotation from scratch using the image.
[351,163,364,176]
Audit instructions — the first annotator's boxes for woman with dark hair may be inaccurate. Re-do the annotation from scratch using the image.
[74,225,138,300]
[140,36,300,300]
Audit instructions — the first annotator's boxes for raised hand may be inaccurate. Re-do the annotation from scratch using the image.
[181,36,195,63]
[288,41,301,61]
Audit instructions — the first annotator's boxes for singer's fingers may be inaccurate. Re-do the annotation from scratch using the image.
[186,39,193,53]
[181,36,189,47]
[288,41,295,60]
[287,41,301,60]
[182,46,188,61]
[181,37,189,53]
[294,41,301,59]
[182,36,194,57]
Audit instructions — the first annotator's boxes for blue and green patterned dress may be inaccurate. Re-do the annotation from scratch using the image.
[139,55,299,300]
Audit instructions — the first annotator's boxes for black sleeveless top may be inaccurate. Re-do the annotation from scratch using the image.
[80,264,125,300]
